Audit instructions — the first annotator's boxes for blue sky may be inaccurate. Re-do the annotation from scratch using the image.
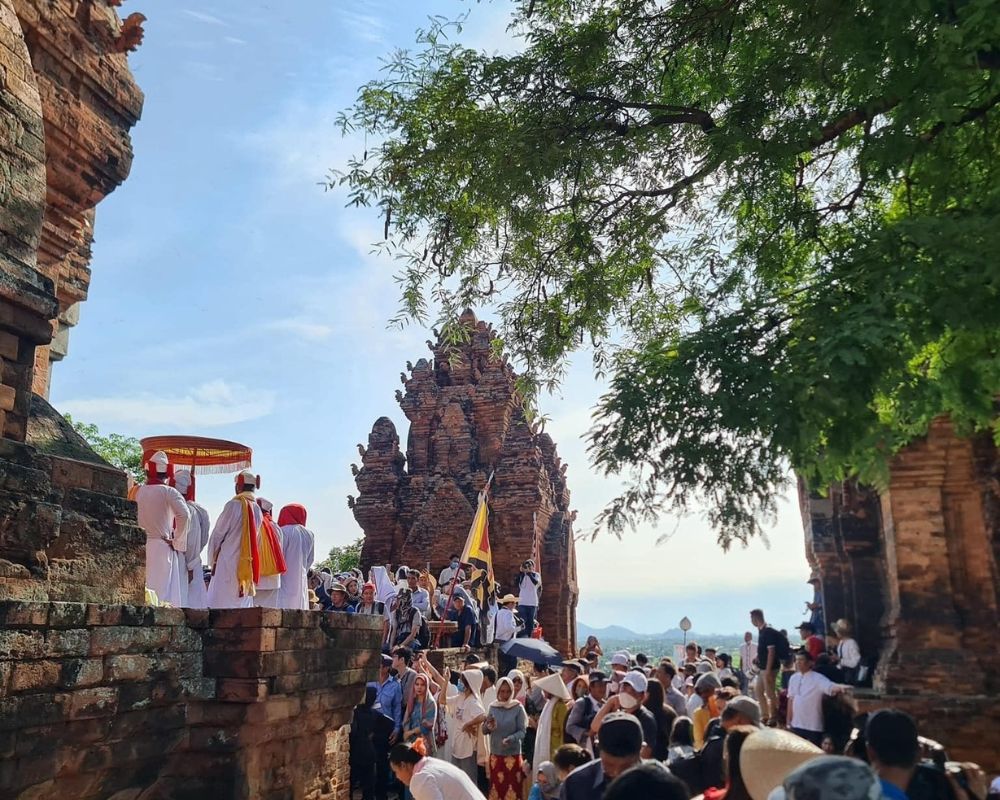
[52,1,812,635]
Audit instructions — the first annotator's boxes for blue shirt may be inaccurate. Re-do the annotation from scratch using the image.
[375,676,403,735]
[449,605,478,647]
[879,780,909,800]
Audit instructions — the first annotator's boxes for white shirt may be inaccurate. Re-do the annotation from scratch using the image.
[494,607,517,641]
[136,484,191,545]
[447,688,485,760]
[409,756,487,800]
[686,694,703,716]
[517,571,540,606]
[787,669,835,732]
[276,524,315,610]
[740,641,758,673]
[438,565,466,587]
[837,638,861,669]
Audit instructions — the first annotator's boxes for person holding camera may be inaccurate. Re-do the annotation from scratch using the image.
[516,559,541,638]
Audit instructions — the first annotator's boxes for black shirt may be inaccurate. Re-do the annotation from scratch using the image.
[633,706,659,755]
[756,625,785,669]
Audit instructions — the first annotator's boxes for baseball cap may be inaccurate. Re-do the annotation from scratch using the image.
[589,671,608,684]
[610,652,630,671]
[726,695,762,726]
[380,654,392,666]
[621,671,648,693]
[597,712,644,757]
[695,673,722,692]
[561,660,583,674]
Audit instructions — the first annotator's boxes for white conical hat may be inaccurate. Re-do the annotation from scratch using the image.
[534,672,571,701]
[740,728,822,800]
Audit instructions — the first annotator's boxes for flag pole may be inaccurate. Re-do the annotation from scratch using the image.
[435,471,495,647]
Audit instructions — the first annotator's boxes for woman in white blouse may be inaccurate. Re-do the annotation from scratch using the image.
[832,618,862,683]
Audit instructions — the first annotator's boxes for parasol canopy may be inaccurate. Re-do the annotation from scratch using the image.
[140,435,252,475]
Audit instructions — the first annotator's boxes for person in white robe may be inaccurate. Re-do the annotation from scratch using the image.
[206,469,262,609]
[135,451,190,607]
[253,497,282,608]
[173,469,210,609]
[276,503,314,610]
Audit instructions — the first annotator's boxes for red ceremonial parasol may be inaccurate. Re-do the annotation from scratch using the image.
[140,435,252,475]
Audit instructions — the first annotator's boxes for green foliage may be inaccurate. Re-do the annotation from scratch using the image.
[66,415,145,484]
[316,537,364,574]
[338,0,1000,547]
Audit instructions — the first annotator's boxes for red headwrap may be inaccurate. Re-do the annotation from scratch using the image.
[277,504,307,527]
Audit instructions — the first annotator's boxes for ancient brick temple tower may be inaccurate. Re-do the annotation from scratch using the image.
[0,5,380,798]
[351,310,580,654]
[801,420,1000,770]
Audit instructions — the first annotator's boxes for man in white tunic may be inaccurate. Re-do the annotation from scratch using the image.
[253,497,282,608]
[173,469,210,609]
[276,503,314,610]
[135,451,190,607]
[206,469,262,609]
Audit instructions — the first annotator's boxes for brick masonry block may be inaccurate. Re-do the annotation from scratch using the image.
[208,607,283,629]
[55,687,119,721]
[84,604,124,626]
[151,606,187,626]
[45,629,90,658]
[59,658,104,689]
[0,629,47,659]
[183,608,210,629]
[205,626,277,652]
[10,659,62,693]
[0,600,50,627]
[216,677,270,703]
[47,602,87,628]
[104,654,154,683]
[89,625,172,656]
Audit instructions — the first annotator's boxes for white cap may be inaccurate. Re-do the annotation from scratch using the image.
[257,497,273,513]
[237,469,256,483]
[610,653,630,671]
[173,469,192,492]
[149,451,169,472]
[621,671,648,693]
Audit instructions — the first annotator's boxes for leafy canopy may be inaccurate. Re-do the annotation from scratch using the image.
[337,0,1000,547]
[316,537,364,574]
[66,416,145,485]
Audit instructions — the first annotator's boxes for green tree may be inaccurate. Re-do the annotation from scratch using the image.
[337,0,1000,546]
[66,415,145,484]
[315,537,364,574]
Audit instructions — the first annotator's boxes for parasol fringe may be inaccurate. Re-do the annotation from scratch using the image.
[173,459,252,475]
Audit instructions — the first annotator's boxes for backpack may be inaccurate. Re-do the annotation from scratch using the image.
[668,725,725,795]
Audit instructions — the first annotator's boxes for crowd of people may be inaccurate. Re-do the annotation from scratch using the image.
[134,453,996,800]
[351,606,995,800]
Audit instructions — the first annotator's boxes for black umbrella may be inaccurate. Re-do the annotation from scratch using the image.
[500,637,563,665]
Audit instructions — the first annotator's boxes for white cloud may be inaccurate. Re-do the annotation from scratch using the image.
[181,9,228,26]
[337,8,387,45]
[223,36,248,46]
[61,379,275,429]
[263,318,333,341]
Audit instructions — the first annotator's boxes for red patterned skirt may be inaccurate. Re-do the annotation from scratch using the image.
[488,753,525,800]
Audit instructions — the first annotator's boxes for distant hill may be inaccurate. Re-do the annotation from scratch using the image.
[577,621,727,640]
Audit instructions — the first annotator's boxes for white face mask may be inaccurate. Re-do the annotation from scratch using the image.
[618,692,639,711]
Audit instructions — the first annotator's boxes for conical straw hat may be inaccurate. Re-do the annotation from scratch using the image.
[740,728,822,800]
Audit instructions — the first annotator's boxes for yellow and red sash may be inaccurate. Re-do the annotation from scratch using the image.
[258,512,287,578]
[234,492,261,597]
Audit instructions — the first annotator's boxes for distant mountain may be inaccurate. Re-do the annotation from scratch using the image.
[577,622,728,640]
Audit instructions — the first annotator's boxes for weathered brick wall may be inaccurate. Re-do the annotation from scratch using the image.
[352,310,579,654]
[0,603,382,800]
[12,0,144,396]
[856,693,1000,773]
